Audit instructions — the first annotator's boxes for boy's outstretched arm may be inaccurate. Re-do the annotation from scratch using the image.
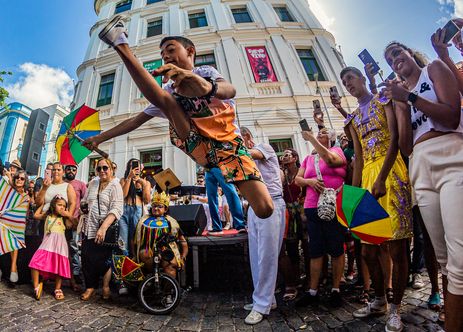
[84,112,152,150]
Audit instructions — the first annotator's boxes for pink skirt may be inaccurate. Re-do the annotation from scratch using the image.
[29,232,71,279]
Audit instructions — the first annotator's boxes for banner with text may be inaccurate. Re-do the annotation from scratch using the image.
[245,46,277,83]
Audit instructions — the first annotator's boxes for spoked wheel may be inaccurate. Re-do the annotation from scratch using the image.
[138,273,181,314]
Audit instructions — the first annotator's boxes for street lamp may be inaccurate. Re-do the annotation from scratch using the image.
[314,72,334,129]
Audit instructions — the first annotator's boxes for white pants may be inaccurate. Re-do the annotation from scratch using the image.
[247,197,286,314]
[410,133,463,295]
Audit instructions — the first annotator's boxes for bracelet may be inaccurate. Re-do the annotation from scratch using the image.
[201,77,218,103]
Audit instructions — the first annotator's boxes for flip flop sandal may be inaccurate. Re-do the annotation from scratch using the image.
[283,288,298,301]
[80,289,95,301]
[54,289,65,300]
[34,282,43,301]
[427,292,441,311]
[358,289,370,304]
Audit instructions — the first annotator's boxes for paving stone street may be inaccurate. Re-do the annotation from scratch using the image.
[0,271,445,332]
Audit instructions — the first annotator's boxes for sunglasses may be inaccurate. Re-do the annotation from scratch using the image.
[15,177,26,181]
[96,166,110,172]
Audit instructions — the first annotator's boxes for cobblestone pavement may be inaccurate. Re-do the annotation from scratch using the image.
[0,273,445,332]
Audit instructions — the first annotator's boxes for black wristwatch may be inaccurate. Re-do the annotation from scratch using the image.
[407,91,418,106]
[202,77,218,102]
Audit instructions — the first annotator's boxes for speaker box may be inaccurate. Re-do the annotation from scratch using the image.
[169,204,207,236]
[20,108,49,176]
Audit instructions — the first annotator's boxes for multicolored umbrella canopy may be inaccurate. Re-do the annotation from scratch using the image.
[0,178,28,255]
[336,184,392,244]
[55,104,102,165]
[112,255,144,282]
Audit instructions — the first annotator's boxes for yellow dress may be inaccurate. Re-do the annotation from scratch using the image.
[346,95,412,240]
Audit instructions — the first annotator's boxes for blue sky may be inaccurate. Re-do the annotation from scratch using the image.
[0,0,461,108]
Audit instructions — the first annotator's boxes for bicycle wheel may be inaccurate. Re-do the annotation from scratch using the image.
[138,273,181,314]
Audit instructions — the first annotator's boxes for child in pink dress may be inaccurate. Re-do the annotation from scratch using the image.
[29,195,71,300]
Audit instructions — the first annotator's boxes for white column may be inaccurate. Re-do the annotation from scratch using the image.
[112,135,128,179]
[221,38,248,97]
[251,0,278,28]
[168,4,183,35]
[270,35,307,95]
[210,0,231,30]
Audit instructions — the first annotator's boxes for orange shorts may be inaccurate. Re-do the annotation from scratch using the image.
[169,124,261,183]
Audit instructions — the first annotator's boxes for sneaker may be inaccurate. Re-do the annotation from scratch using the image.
[118,283,129,296]
[208,230,223,236]
[329,290,342,308]
[98,15,128,47]
[243,303,277,311]
[412,273,425,290]
[223,222,231,230]
[165,295,173,305]
[237,228,247,234]
[244,309,263,325]
[385,312,403,332]
[295,292,319,307]
[353,302,387,318]
[9,271,18,283]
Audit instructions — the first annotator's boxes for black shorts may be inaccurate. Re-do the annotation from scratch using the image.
[305,208,345,259]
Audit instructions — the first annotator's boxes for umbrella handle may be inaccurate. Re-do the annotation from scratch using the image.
[93,147,109,159]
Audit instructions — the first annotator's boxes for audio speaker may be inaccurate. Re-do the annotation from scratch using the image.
[169,204,207,236]
[20,108,49,175]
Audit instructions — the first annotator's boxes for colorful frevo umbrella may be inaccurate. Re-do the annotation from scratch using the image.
[336,184,393,244]
[0,178,29,255]
[55,104,106,165]
[112,255,144,282]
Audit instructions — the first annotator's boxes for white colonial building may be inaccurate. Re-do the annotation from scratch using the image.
[73,0,357,182]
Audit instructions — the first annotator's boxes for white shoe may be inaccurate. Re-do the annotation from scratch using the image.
[244,310,263,325]
[98,15,128,47]
[223,222,231,230]
[353,301,387,318]
[10,271,18,283]
[385,312,403,332]
[165,295,173,305]
[243,303,277,311]
[412,273,425,289]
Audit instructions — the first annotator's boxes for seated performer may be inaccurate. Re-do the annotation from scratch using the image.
[134,191,188,279]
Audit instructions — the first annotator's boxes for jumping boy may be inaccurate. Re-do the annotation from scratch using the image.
[84,15,273,219]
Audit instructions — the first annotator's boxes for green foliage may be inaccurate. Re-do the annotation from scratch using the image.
[0,70,12,110]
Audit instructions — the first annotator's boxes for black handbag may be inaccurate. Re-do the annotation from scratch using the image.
[97,182,120,248]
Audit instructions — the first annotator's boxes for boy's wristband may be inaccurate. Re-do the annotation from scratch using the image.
[202,77,218,102]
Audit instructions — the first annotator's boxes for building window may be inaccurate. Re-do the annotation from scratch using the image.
[273,6,295,22]
[189,11,208,29]
[39,122,45,131]
[140,149,163,179]
[195,53,216,68]
[115,0,132,14]
[96,73,115,107]
[297,49,326,81]
[147,18,163,37]
[269,138,293,158]
[32,152,39,161]
[232,7,253,23]
[147,0,163,4]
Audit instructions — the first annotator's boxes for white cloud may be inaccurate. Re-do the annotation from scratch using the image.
[436,0,463,20]
[307,0,336,31]
[6,63,73,109]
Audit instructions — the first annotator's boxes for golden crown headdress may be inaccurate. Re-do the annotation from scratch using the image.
[151,191,170,207]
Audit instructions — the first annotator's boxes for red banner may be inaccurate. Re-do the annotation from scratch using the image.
[245,46,277,83]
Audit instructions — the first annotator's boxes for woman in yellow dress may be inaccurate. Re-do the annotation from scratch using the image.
[341,66,412,332]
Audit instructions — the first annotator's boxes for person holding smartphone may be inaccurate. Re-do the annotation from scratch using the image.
[119,159,151,263]
[384,41,463,332]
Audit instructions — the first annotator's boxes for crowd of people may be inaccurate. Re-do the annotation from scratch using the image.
[1,13,463,332]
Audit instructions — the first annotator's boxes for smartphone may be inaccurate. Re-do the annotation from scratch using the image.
[131,160,140,170]
[443,19,461,43]
[313,100,322,113]
[358,49,380,76]
[45,169,52,180]
[299,119,311,131]
[329,86,339,99]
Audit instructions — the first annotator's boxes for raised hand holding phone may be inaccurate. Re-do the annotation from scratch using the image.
[358,49,380,76]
